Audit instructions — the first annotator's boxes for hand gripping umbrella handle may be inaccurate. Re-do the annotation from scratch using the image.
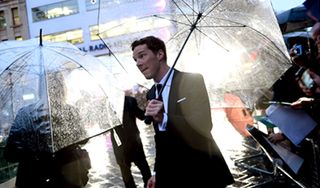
[144,94,163,125]
[144,115,153,125]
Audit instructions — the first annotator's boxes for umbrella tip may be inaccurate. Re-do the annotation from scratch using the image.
[39,29,43,46]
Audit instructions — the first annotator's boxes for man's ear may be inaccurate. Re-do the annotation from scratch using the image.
[157,50,164,61]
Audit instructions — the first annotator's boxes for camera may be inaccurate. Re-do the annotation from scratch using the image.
[295,67,316,90]
[293,44,303,56]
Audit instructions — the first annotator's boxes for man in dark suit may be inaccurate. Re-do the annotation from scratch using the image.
[131,36,234,188]
[111,95,152,188]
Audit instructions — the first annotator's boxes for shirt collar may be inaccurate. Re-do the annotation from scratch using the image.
[157,68,174,87]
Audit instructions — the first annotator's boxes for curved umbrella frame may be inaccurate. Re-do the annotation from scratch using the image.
[0,37,124,153]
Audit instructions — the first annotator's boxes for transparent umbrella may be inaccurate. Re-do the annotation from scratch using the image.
[97,0,291,109]
[0,37,124,153]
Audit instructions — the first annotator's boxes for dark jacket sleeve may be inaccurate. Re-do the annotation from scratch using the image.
[133,98,145,121]
[126,96,145,121]
[4,109,35,162]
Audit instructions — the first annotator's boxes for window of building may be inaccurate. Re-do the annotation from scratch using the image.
[85,0,140,11]
[90,17,171,40]
[32,0,79,22]
[42,29,83,44]
[15,36,23,40]
[0,10,6,29]
[11,7,21,26]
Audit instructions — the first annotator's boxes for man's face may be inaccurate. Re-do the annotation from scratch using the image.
[132,44,161,80]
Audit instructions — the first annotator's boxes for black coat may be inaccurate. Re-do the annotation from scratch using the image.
[111,96,146,165]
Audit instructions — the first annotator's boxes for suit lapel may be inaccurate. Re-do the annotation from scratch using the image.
[168,70,182,115]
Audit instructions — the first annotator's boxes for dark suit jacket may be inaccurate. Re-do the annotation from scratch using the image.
[111,96,146,165]
[148,70,234,188]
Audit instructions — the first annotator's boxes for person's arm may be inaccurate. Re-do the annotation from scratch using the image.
[291,97,319,109]
[268,132,285,144]
[308,70,320,94]
[133,97,146,121]
[4,109,33,162]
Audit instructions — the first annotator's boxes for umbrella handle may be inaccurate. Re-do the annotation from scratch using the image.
[144,95,163,125]
[144,116,153,125]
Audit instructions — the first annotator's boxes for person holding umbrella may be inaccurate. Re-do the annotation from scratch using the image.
[4,72,90,188]
[131,36,234,188]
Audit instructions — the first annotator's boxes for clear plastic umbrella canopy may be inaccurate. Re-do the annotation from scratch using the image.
[97,0,291,109]
[0,38,124,153]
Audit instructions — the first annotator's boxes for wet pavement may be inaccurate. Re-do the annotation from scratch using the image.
[0,110,301,188]
[83,110,302,188]
[83,120,155,188]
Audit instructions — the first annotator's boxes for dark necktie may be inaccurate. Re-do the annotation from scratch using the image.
[156,84,163,100]
[144,84,163,125]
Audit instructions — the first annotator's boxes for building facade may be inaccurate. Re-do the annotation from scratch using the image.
[0,0,29,41]
[25,0,172,87]
[25,0,171,57]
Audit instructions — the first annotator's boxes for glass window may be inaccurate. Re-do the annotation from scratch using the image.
[85,0,99,11]
[85,0,140,11]
[32,7,46,22]
[0,11,6,29]
[15,36,23,40]
[32,0,79,22]
[11,7,21,26]
[90,17,171,40]
[42,29,83,44]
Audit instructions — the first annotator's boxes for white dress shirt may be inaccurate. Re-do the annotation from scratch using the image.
[156,68,174,131]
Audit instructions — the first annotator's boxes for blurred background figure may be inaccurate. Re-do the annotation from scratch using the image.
[279,22,320,188]
[110,91,151,188]
[272,33,316,104]
[303,0,320,22]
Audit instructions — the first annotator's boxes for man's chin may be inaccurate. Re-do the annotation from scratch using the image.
[143,74,152,80]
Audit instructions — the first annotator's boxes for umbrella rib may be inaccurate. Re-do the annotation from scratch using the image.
[97,34,128,74]
[199,14,290,62]
[172,0,193,25]
[153,15,191,27]
[244,26,290,63]
[167,27,190,43]
[0,49,36,76]
[194,27,229,52]
[199,0,224,23]
[202,15,247,27]
[199,25,245,28]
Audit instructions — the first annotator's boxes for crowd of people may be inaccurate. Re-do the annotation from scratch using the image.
[266,21,320,187]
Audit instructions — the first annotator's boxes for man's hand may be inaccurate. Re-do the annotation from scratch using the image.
[145,99,164,123]
[147,175,156,188]
[309,70,320,94]
[268,133,285,144]
[291,97,315,109]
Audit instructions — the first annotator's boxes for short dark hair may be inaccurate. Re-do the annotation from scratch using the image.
[131,36,167,61]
